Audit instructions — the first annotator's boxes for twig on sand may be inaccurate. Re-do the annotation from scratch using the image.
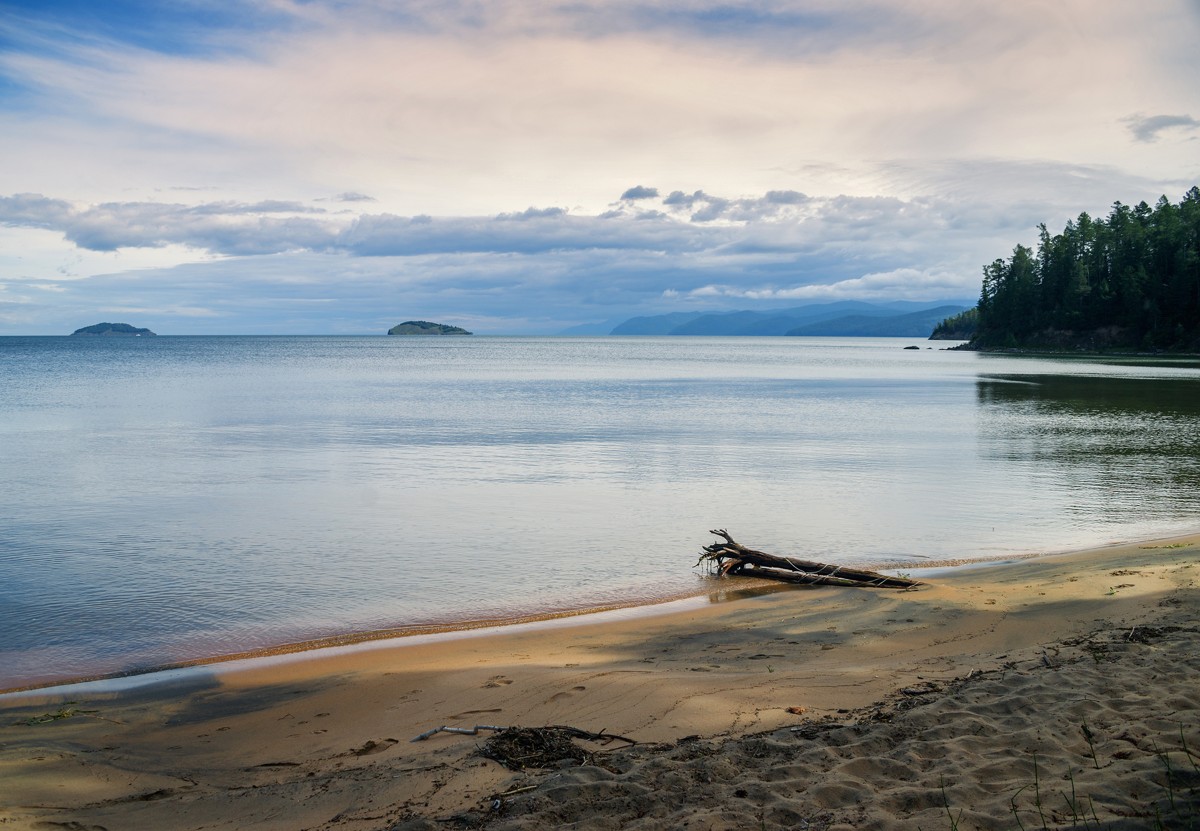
[411,724,507,742]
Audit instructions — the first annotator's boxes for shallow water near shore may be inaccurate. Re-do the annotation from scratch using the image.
[2,335,1199,690]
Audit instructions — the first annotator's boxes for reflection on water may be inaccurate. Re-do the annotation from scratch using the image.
[978,373,1200,420]
[976,374,1200,526]
[704,581,818,604]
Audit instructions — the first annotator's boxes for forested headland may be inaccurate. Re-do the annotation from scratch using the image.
[934,187,1200,351]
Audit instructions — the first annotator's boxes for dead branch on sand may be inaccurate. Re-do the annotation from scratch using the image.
[698,529,921,589]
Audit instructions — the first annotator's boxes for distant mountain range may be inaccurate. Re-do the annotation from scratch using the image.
[600,300,972,337]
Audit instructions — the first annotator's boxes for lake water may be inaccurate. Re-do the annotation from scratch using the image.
[2,335,1199,690]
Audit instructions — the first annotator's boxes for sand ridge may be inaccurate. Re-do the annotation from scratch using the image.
[0,534,1197,829]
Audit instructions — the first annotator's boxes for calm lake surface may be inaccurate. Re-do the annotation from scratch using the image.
[3,335,1199,689]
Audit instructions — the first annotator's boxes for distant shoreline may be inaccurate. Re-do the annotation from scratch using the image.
[953,342,1200,359]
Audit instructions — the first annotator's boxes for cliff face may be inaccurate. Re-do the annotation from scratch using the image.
[71,323,157,336]
[388,321,472,335]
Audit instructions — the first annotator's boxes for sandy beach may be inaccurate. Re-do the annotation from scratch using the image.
[2,534,1198,830]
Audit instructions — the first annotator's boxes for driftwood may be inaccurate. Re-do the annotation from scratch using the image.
[698,529,921,589]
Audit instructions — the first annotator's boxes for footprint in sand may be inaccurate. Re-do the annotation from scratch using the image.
[483,675,514,688]
[349,738,399,757]
[448,708,503,719]
[547,685,587,702]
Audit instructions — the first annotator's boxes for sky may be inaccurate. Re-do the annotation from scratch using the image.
[1,1,1198,334]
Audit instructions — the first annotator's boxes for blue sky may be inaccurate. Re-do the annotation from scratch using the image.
[1,1,1198,334]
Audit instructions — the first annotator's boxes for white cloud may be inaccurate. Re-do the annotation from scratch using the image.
[1123,113,1200,143]
[619,185,659,201]
[692,267,972,302]
[0,195,341,255]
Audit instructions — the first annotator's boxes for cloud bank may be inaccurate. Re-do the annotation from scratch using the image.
[3,166,1187,334]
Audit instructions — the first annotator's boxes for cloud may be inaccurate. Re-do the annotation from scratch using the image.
[680,267,968,302]
[336,211,668,257]
[620,185,659,200]
[3,153,1187,279]
[2,182,1037,332]
[0,196,340,254]
[0,193,75,228]
[496,206,569,221]
[1124,113,1200,143]
[764,190,809,205]
[657,190,815,223]
[7,1,1197,217]
[2,173,1187,299]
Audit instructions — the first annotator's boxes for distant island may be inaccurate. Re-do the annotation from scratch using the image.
[387,320,472,336]
[70,322,156,337]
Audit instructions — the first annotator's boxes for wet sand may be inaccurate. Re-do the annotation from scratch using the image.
[1,533,1198,829]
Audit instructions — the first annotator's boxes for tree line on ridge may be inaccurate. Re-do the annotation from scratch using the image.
[934,187,1200,351]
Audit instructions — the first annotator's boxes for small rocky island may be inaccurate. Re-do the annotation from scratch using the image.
[387,321,472,336]
[70,322,157,337]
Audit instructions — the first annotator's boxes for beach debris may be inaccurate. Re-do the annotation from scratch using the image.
[491,784,539,800]
[411,724,506,742]
[413,723,638,769]
[414,722,635,745]
[1125,625,1180,644]
[481,727,589,770]
[899,681,943,696]
[480,726,637,770]
[490,784,539,813]
[18,703,122,726]
[697,529,923,589]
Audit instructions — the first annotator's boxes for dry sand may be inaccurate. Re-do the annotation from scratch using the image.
[1,534,1198,830]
